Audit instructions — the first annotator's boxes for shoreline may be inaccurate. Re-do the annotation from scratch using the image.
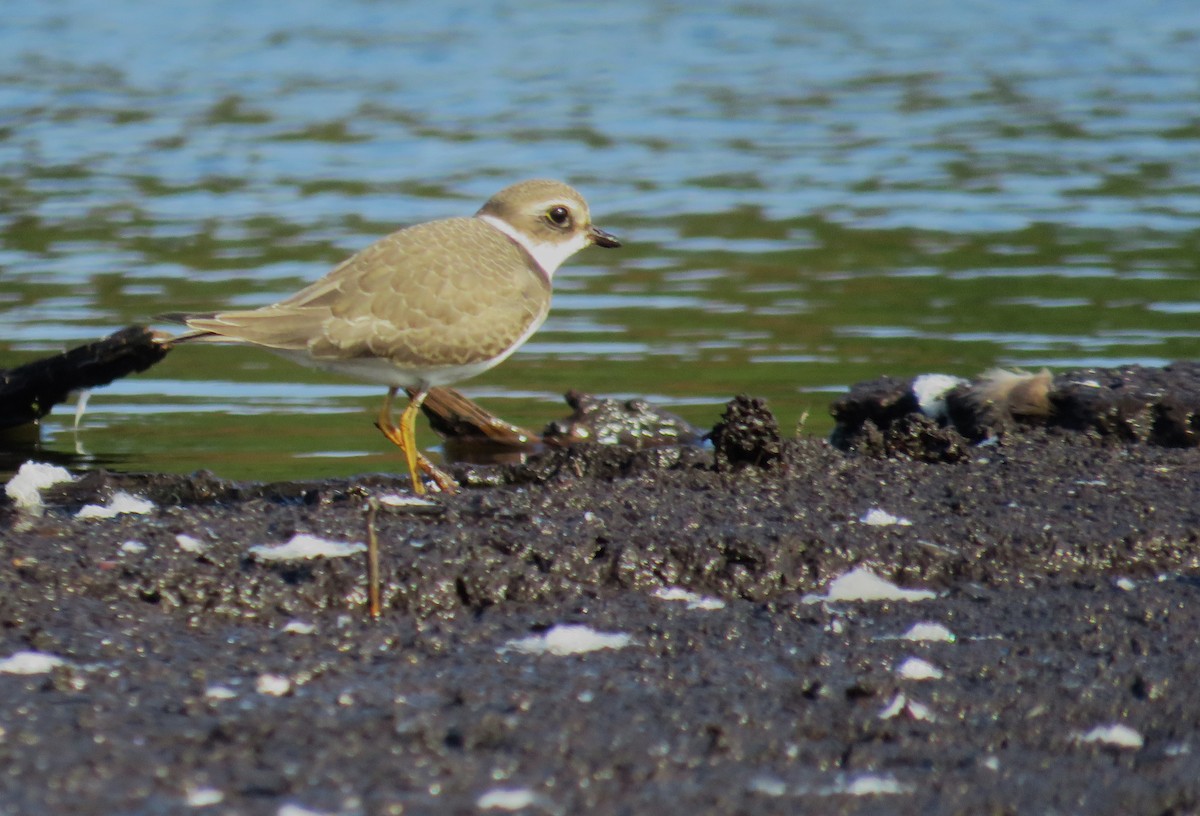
[3,370,1200,813]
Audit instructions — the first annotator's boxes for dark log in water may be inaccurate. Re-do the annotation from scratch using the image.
[0,326,170,431]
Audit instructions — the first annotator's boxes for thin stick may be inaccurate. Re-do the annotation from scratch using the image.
[365,497,382,619]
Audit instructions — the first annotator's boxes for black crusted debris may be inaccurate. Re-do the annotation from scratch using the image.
[708,394,783,471]
[833,362,1200,459]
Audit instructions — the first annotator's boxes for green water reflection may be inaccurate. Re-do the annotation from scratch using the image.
[8,207,1199,481]
[3,1,1199,480]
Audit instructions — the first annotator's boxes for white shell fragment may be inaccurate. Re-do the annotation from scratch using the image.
[76,491,155,519]
[804,568,937,603]
[1077,724,1144,750]
[652,587,726,610]
[902,622,956,642]
[5,462,74,510]
[249,534,366,561]
[500,624,633,656]
[860,508,913,527]
[897,657,944,680]
[0,651,67,675]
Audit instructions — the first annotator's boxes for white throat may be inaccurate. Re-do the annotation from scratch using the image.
[479,214,590,279]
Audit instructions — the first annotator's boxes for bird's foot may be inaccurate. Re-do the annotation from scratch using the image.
[418,453,459,494]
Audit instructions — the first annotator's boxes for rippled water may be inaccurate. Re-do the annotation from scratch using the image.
[3,1,1199,480]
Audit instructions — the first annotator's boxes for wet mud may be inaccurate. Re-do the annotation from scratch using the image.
[3,366,1200,814]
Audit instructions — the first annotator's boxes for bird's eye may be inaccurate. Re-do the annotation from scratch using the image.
[546,206,571,226]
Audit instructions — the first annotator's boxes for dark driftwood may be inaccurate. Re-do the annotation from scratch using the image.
[0,326,170,430]
[411,386,539,447]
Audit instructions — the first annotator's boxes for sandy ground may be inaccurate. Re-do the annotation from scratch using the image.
[3,366,1200,815]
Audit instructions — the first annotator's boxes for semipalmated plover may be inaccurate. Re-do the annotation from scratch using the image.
[167,179,620,493]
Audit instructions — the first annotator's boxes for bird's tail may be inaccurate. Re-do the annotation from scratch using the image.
[152,312,220,344]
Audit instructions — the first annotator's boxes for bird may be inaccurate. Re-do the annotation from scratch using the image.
[164,179,621,494]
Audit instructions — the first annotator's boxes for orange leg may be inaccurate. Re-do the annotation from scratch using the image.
[375,387,458,494]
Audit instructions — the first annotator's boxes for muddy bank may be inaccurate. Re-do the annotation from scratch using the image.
[3,368,1200,814]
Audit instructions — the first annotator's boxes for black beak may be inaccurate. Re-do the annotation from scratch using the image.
[590,225,622,248]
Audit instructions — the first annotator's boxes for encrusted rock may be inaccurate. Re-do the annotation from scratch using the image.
[709,394,782,471]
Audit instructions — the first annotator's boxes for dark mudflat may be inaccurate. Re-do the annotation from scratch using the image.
[3,367,1200,814]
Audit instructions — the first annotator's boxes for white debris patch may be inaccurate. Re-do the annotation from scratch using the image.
[5,462,74,510]
[184,786,224,807]
[749,773,914,797]
[859,508,913,527]
[1077,724,1144,750]
[879,693,936,722]
[906,699,936,721]
[376,493,438,508]
[277,805,336,816]
[747,776,788,797]
[912,373,966,419]
[902,622,956,642]
[879,694,907,719]
[255,674,292,696]
[204,685,237,701]
[0,650,66,675]
[476,787,547,811]
[282,621,316,635]
[76,491,155,519]
[897,657,944,680]
[837,775,915,796]
[120,540,147,555]
[500,624,633,656]
[249,533,366,561]
[652,587,726,611]
[804,568,936,603]
[176,534,207,553]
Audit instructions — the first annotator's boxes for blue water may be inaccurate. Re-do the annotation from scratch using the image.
[3,1,1199,478]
